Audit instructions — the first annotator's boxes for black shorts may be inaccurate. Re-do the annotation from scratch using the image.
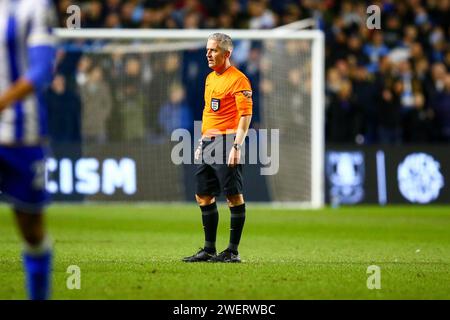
[195,134,244,197]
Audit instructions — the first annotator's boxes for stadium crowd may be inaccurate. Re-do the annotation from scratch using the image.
[49,0,450,144]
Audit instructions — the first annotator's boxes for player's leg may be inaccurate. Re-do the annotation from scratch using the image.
[14,210,45,245]
[195,193,218,253]
[210,164,245,263]
[0,146,53,299]
[183,163,220,262]
[14,210,52,300]
[225,194,246,254]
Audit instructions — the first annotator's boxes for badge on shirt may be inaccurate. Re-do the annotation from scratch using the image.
[242,90,252,99]
[211,98,220,112]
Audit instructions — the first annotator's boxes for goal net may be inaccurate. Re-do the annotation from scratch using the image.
[52,29,324,207]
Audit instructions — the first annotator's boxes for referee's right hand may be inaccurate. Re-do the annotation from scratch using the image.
[194,145,202,161]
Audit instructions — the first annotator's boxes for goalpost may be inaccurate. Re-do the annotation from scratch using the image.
[54,28,325,208]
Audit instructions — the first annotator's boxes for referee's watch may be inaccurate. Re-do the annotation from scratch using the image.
[233,143,242,151]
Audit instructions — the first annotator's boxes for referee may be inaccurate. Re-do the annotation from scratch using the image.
[183,33,253,263]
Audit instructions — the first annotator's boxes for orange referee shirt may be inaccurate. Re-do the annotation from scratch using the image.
[202,66,253,136]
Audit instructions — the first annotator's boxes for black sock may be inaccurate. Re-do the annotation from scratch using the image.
[228,203,246,254]
[200,202,218,253]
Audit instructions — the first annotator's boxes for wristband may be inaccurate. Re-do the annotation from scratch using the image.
[233,143,242,151]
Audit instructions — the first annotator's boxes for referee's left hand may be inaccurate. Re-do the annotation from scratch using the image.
[228,148,241,167]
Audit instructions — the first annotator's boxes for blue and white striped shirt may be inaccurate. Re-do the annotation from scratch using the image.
[0,0,56,145]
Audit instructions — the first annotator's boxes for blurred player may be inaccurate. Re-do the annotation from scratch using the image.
[0,0,56,299]
[183,33,252,263]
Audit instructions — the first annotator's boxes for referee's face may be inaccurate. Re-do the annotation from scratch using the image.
[206,40,229,71]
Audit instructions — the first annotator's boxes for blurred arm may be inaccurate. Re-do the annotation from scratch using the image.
[0,78,35,112]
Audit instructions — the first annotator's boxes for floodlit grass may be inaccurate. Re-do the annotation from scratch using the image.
[0,204,449,299]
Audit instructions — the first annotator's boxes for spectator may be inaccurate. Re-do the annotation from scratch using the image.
[79,66,113,143]
[217,11,234,28]
[182,48,210,122]
[346,35,369,67]
[158,83,193,136]
[83,0,105,28]
[428,27,446,63]
[394,60,429,142]
[326,67,342,96]
[105,0,122,15]
[248,0,276,29]
[399,25,419,49]
[414,57,430,82]
[240,46,262,127]
[340,0,362,31]
[105,13,122,28]
[117,58,146,141]
[120,2,139,28]
[327,80,360,143]
[75,56,93,87]
[280,3,302,26]
[363,32,390,73]
[383,14,402,48]
[434,74,450,141]
[183,10,202,29]
[377,78,402,144]
[46,74,81,144]
[147,53,182,134]
[351,65,378,144]
[171,0,206,28]
[425,63,447,109]
[141,7,167,28]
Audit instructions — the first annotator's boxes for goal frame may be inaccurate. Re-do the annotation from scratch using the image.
[54,28,325,208]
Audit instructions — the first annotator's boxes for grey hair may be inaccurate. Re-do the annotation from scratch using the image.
[208,33,233,52]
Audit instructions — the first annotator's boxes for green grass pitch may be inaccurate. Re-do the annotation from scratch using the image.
[0,204,449,300]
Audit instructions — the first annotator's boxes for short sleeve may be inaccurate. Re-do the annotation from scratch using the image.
[233,76,253,116]
[232,76,252,95]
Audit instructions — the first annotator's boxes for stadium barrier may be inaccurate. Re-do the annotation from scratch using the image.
[43,142,270,202]
[326,144,449,205]
[41,143,449,205]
